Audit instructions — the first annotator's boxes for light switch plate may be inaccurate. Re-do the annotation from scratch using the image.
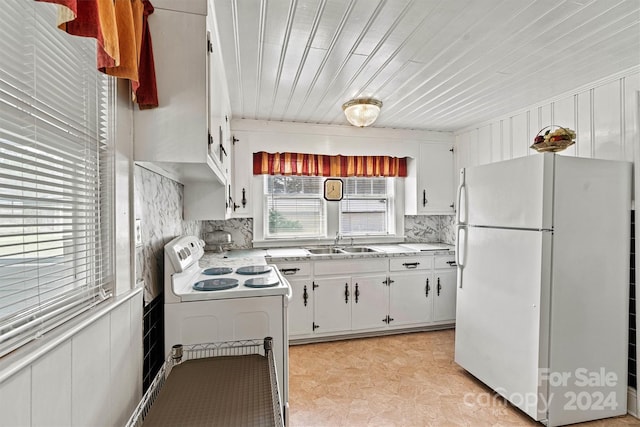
[135,219,142,247]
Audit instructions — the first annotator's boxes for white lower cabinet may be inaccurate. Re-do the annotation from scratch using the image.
[350,275,388,331]
[389,272,433,327]
[288,277,313,336]
[433,254,457,322]
[277,262,313,337]
[433,269,457,322]
[275,252,456,342]
[312,277,352,334]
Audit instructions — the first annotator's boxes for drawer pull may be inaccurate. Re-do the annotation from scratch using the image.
[280,268,300,275]
[446,261,457,267]
[402,262,420,269]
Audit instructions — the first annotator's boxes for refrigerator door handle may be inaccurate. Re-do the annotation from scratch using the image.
[456,168,466,225]
[455,226,467,286]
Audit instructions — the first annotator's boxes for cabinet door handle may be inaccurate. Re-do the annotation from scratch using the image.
[280,268,300,275]
[345,283,349,304]
[355,283,360,303]
[303,285,308,307]
[425,278,430,297]
[437,277,441,296]
[423,189,428,207]
[402,262,420,269]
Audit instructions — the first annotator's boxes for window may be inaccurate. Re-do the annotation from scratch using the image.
[0,1,114,357]
[340,178,392,235]
[265,176,325,238]
[263,176,395,240]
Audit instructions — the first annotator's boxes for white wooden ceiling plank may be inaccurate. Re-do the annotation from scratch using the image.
[424,41,635,130]
[296,54,368,123]
[290,0,387,121]
[211,0,640,131]
[309,0,353,50]
[312,0,453,122]
[380,0,522,122]
[265,0,298,120]
[297,0,419,122]
[256,42,284,120]
[384,2,640,129]
[278,48,327,119]
[254,0,268,119]
[235,0,261,118]
[288,0,359,119]
[269,0,328,120]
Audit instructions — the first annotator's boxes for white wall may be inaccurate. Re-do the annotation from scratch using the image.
[455,70,639,174]
[0,290,142,427]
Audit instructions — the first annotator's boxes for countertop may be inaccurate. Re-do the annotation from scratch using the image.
[207,243,454,263]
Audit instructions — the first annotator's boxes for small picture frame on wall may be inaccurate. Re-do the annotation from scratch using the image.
[324,178,343,201]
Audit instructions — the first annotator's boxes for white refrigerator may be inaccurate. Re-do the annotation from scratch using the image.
[454,153,631,426]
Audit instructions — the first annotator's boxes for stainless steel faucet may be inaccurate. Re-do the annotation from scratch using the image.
[334,232,342,246]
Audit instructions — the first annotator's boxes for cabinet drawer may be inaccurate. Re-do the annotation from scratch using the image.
[389,257,433,271]
[434,254,457,269]
[314,259,386,275]
[275,262,311,277]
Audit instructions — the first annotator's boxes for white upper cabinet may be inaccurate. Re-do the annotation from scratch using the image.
[412,143,455,215]
[134,1,233,220]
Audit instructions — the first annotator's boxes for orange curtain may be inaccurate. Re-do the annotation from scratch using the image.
[35,0,158,109]
[253,152,408,177]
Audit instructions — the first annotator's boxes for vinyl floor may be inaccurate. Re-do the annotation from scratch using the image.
[288,329,640,427]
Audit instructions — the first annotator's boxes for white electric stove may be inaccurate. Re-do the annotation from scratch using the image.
[163,235,291,424]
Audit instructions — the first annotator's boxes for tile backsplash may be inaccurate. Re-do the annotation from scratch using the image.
[404,215,456,245]
[205,218,254,250]
[134,166,203,304]
[204,215,456,249]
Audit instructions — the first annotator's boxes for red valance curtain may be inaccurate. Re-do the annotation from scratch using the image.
[253,152,408,177]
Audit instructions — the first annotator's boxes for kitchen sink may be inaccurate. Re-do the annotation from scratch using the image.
[340,247,379,253]
[306,247,345,255]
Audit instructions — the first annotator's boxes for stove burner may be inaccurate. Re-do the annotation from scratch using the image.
[192,278,239,291]
[236,265,272,275]
[244,277,280,288]
[202,267,234,276]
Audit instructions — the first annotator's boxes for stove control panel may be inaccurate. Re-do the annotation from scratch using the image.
[165,235,205,274]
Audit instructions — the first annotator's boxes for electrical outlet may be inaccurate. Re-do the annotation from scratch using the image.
[135,219,142,247]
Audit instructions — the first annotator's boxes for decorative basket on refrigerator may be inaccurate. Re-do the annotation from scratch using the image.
[530,125,576,153]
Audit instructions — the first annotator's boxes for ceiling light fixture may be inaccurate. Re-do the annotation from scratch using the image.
[342,98,382,127]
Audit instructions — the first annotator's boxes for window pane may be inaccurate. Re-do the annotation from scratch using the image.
[265,176,324,238]
[340,178,391,235]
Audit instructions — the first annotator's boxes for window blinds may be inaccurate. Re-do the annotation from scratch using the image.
[265,176,325,237]
[340,178,390,235]
[0,1,113,357]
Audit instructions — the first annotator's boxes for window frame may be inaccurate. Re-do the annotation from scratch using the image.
[254,175,404,247]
